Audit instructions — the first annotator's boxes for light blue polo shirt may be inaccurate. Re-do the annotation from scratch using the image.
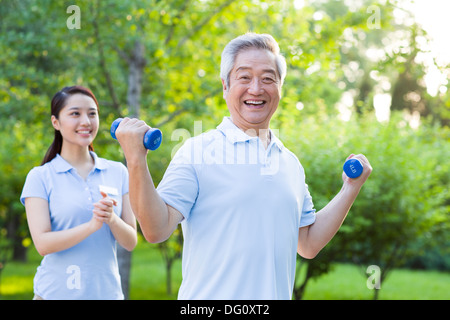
[157,117,316,299]
[20,152,128,300]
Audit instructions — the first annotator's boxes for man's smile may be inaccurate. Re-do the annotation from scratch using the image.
[244,99,266,108]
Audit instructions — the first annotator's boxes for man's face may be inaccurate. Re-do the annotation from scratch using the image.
[222,48,282,132]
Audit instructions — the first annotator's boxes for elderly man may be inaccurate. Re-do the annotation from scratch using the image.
[115,33,372,300]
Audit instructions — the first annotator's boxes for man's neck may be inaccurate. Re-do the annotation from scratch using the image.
[229,116,271,149]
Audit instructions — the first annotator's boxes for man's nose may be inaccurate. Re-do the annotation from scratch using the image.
[247,79,263,95]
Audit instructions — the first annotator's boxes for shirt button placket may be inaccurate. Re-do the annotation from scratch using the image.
[85,176,94,209]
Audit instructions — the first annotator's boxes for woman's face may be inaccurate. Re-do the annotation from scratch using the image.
[51,93,99,150]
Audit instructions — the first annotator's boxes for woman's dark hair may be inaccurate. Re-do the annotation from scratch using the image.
[41,86,99,165]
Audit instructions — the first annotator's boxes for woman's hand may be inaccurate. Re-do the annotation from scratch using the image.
[92,191,118,228]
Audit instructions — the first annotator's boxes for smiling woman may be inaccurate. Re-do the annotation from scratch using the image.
[41,86,100,166]
[19,85,137,300]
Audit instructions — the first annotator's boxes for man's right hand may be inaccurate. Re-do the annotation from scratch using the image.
[114,117,151,163]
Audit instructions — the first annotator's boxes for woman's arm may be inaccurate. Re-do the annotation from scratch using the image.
[25,197,102,256]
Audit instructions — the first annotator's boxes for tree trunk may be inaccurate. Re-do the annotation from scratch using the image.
[7,210,27,262]
[117,244,131,299]
[166,259,173,296]
[293,261,312,300]
[127,41,146,118]
[117,40,146,300]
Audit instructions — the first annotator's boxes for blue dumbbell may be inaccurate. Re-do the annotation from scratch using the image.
[110,118,162,150]
[343,158,363,178]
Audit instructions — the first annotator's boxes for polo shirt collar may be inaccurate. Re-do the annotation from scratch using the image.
[90,151,108,170]
[269,131,284,151]
[217,117,284,151]
[52,152,107,173]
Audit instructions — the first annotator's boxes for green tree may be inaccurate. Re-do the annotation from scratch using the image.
[1,0,448,300]
[286,112,449,299]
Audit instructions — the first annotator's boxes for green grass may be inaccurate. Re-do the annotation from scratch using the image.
[129,241,182,300]
[0,249,39,300]
[301,263,450,300]
[0,241,449,300]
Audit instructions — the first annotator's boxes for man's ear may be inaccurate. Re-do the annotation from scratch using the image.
[221,78,228,100]
[51,115,60,131]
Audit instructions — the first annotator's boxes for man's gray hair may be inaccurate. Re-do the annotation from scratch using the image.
[220,32,287,88]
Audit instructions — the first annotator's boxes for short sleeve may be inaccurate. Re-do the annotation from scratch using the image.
[20,167,49,205]
[156,138,199,221]
[299,183,316,228]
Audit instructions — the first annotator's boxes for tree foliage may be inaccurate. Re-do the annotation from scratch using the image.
[0,0,448,299]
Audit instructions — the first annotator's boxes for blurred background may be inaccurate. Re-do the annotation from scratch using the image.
[0,0,448,300]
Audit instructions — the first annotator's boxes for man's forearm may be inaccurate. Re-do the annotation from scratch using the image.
[115,117,182,243]
[127,158,172,243]
[299,183,361,258]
